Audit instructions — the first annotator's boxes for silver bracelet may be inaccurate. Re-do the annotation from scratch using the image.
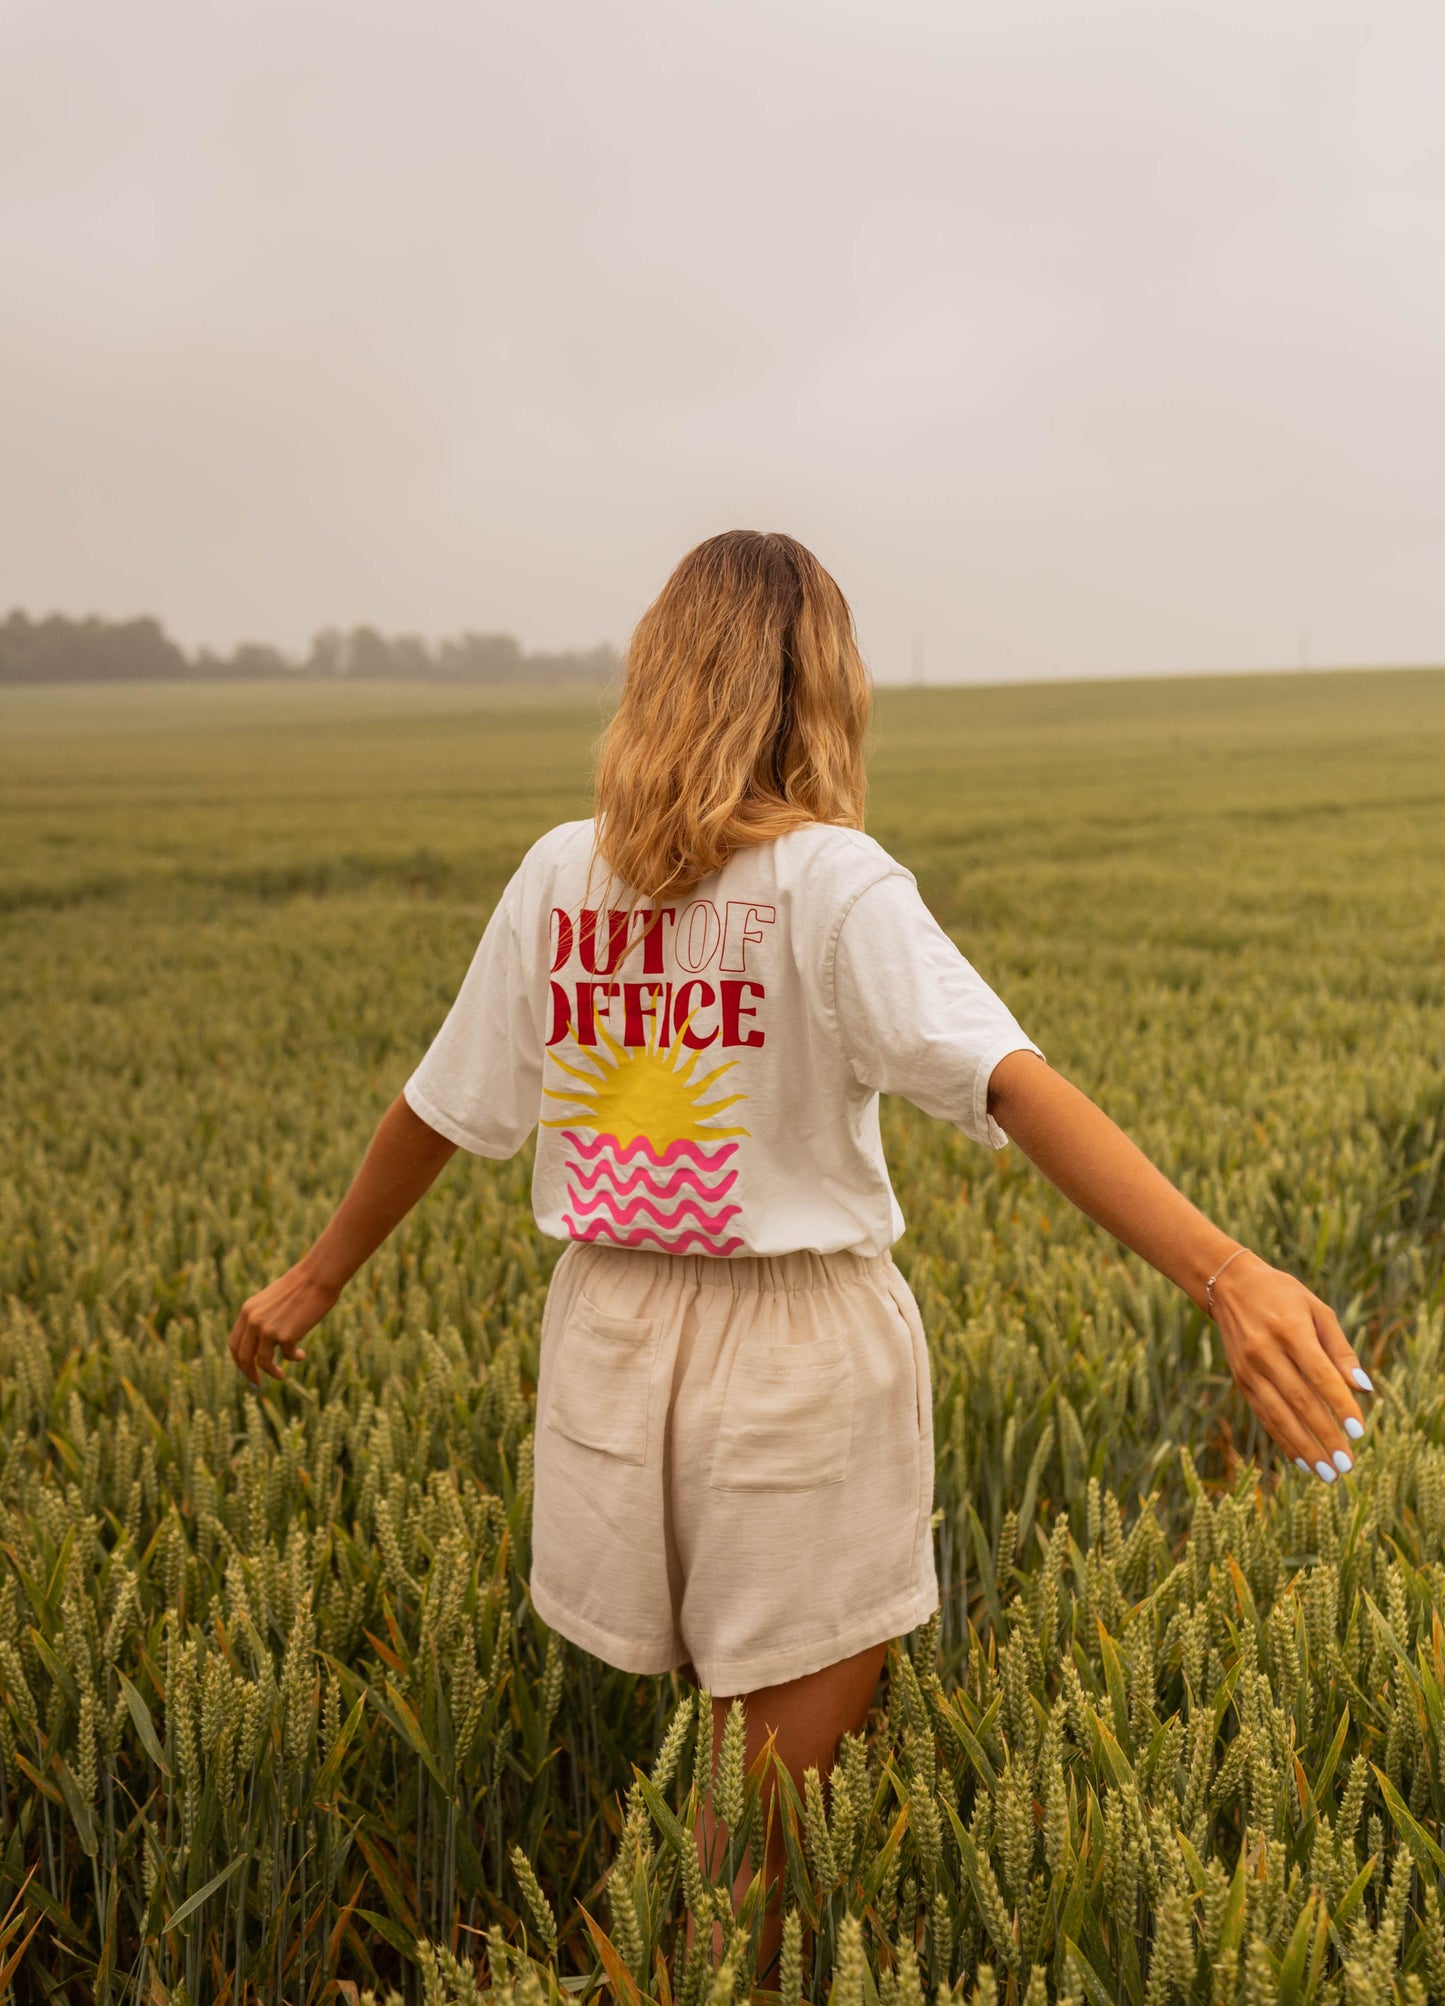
[1205,1245,1249,1320]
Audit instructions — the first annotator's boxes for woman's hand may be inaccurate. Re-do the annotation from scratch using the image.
[987,1054,1377,1481]
[1210,1250,1372,1481]
[226,1091,459,1389]
[229,1258,338,1385]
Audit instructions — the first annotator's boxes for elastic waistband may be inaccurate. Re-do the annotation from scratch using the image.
[564,1240,895,1295]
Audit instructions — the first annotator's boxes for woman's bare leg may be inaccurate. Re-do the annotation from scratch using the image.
[678,1639,889,1993]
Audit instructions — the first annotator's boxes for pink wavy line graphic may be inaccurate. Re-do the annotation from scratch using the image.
[562,1130,739,1170]
[567,1159,739,1201]
[563,1214,744,1258]
[567,1186,742,1234]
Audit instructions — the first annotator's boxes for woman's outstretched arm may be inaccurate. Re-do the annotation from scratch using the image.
[228,1091,458,1386]
[986,1049,1372,1480]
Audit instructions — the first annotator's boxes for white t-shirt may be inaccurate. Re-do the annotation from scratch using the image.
[403,818,1045,1258]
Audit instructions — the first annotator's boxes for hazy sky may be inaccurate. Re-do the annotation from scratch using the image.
[4,0,1443,683]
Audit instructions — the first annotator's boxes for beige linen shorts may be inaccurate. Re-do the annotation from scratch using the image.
[528,1239,940,1697]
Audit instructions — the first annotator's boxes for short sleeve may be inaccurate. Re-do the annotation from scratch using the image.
[402,879,544,1158]
[832,870,1045,1148]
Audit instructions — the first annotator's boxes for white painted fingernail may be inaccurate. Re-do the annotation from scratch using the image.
[1314,1460,1336,1483]
[1332,1449,1353,1474]
[1352,1368,1374,1392]
[1293,1457,1311,1475]
[1344,1417,1364,1440]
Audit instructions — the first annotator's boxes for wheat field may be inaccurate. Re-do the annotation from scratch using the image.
[2,669,1444,2005]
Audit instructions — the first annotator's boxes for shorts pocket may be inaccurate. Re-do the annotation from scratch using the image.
[709,1336,856,1491]
[545,1290,662,1466]
[882,1270,931,1441]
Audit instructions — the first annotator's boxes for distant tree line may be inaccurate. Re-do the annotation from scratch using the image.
[0,610,619,685]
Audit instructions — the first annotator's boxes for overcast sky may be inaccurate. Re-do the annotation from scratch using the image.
[3,0,1443,683]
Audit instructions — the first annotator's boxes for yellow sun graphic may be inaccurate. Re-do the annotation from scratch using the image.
[541,996,748,1149]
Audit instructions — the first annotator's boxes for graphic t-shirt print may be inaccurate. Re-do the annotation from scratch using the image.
[540,898,775,1256]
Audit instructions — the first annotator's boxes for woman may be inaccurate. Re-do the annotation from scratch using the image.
[228,530,1372,1991]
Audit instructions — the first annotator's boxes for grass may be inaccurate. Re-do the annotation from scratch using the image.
[1,667,1443,2004]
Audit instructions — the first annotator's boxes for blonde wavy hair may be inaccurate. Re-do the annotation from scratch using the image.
[586,531,872,954]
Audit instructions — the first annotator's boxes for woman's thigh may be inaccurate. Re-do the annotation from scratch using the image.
[683,1636,888,1785]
